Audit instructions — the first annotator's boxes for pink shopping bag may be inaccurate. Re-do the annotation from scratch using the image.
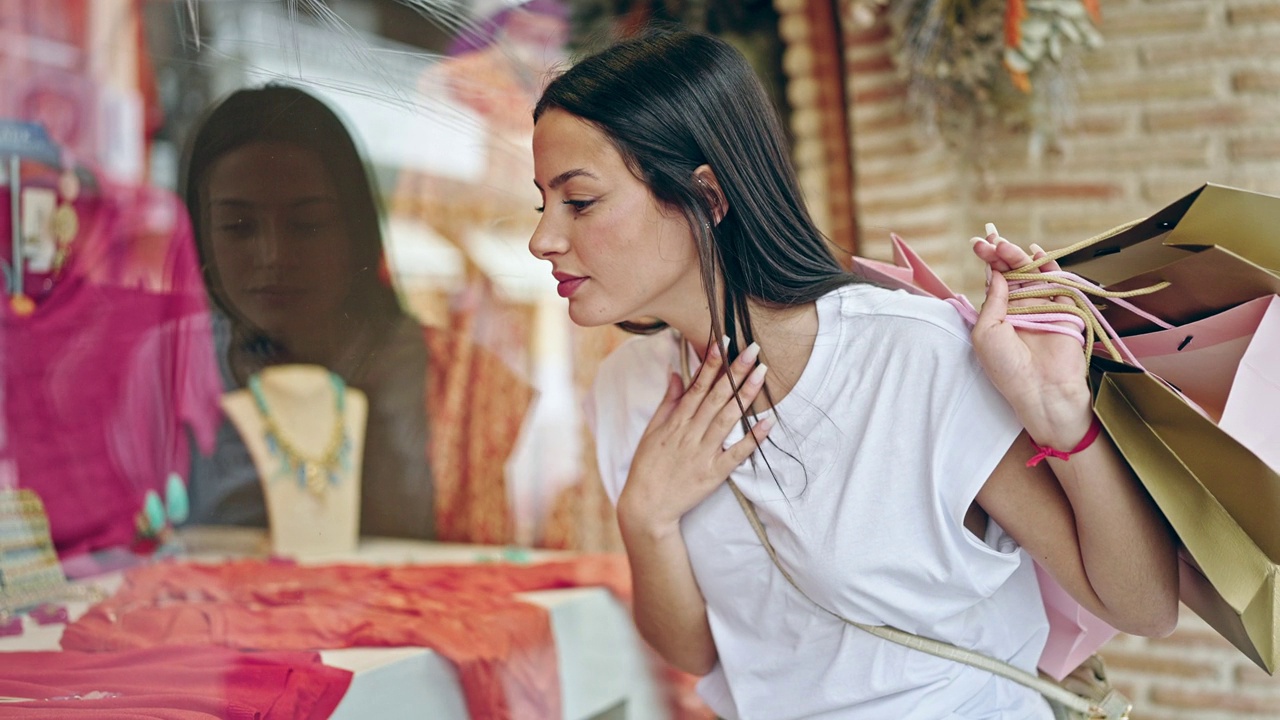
[852,234,1120,680]
[1114,294,1280,473]
[851,233,957,301]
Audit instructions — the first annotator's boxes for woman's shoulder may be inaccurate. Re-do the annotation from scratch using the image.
[832,281,975,346]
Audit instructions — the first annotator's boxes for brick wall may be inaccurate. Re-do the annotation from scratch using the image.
[841,1,1280,718]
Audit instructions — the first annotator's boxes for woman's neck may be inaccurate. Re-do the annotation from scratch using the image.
[671,299,819,412]
[277,313,379,376]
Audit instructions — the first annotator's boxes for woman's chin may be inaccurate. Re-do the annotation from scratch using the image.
[566,302,621,329]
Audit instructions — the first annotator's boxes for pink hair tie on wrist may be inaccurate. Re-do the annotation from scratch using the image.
[1026,416,1103,467]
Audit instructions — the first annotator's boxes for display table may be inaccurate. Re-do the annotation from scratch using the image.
[0,527,665,720]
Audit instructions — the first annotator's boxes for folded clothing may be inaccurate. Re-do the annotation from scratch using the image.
[60,555,630,720]
[0,644,351,719]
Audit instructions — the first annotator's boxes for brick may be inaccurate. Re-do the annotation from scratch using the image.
[846,52,896,74]
[856,159,954,188]
[1102,5,1209,36]
[977,182,1126,202]
[859,219,954,244]
[1142,33,1280,66]
[851,82,907,105]
[1230,136,1280,161]
[844,21,891,46]
[1150,687,1280,713]
[1143,103,1256,132]
[1098,649,1221,678]
[1228,2,1280,26]
[1070,112,1132,136]
[1079,46,1141,74]
[1234,68,1280,93]
[1058,136,1210,169]
[856,134,926,160]
[1042,209,1141,240]
[858,188,957,216]
[855,109,913,133]
[1078,73,1216,104]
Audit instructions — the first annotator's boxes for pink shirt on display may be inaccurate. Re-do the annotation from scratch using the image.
[0,180,222,557]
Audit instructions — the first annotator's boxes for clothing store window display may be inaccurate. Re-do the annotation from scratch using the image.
[527,31,1180,719]
[0,120,222,561]
[182,85,533,545]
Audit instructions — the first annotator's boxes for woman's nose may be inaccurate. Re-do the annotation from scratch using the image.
[528,214,568,260]
[253,220,295,268]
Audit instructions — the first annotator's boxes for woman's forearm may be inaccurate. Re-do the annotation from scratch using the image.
[617,504,718,676]
[1043,429,1180,637]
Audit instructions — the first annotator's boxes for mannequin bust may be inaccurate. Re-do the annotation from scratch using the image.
[221,364,367,558]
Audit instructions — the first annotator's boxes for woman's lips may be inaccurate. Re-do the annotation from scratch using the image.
[556,277,587,298]
[247,286,307,305]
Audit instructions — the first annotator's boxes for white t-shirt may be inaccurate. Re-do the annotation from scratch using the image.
[589,284,1053,719]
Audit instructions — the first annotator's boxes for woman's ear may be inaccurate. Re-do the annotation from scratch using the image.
[692,164,728,225]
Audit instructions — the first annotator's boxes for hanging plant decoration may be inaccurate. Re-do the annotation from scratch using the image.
[846,0,1104,148]
[1003,0,1102,92]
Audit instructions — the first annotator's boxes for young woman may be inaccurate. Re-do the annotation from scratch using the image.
[183,85,532,544]
[528,31,1178,718]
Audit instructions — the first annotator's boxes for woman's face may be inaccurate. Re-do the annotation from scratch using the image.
[204,142,353,338]
[529,108,702,328]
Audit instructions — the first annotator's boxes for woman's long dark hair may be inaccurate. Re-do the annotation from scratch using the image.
[181,84,403,381]
[534,30,861,355]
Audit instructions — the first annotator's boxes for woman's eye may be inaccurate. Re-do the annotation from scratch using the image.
[564,199,595,212]
[534,205,545,213]
[216,221,253,237]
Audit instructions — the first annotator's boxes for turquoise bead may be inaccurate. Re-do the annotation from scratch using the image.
[165,473,190,525]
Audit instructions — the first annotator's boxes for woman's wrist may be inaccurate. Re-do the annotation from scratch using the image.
[617,492,682,544]
[1014,385,1095,452]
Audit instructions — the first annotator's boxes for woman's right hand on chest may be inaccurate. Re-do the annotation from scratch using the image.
[617,339,773,534]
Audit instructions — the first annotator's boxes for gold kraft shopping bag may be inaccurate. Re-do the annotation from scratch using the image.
[1058,183,1280,335]
[1060,183,1280,673]
[1093,359,1280,673]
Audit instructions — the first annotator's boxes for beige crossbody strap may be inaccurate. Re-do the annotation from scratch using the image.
[725,480,1101,717]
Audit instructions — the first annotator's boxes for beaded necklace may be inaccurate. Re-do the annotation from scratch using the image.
[248,371,352,496]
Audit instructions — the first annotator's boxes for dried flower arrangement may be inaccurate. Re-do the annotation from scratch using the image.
[847,0,1103,149]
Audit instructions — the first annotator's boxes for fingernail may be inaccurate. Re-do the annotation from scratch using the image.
[747,362,768,386]
[755,415,776,434]
[984,222,999,239]
[1029,243,1045,255]
[708,340,721,359]
[985,265,992,284]
[969,236,986,246]
[740,341,761,366]
[721,335,730,352]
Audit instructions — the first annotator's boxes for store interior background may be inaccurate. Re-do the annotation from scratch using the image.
[7,0,1280,717]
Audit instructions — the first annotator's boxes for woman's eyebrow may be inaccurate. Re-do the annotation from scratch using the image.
[534,168,599,191]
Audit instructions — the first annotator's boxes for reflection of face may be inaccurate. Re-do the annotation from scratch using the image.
[205,142,352,339]
[529,109,700,328]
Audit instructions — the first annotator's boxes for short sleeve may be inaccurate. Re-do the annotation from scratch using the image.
[932,351,1025,554]
[587,333,682,506]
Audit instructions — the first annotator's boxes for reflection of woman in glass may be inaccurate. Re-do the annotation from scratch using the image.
[183,85,532,542]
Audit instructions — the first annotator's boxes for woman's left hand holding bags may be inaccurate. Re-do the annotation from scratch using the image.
[969,225,1095,453]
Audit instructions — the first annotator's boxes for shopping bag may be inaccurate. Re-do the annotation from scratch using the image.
[1117,295,1280,470]
[851,234,1121,679]
[850,233,956,300]
[1035,563,1118,681]
[1086,292,1280,673]
[1093,358,1280,673]
[1058,183,1280,335]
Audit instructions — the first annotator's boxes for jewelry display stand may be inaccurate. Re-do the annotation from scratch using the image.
[222,365,367,559]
